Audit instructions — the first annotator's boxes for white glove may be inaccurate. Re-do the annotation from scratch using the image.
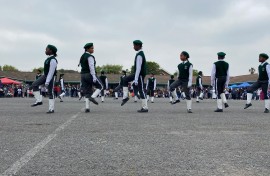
[45,83,49,89]
[134,80,138,86]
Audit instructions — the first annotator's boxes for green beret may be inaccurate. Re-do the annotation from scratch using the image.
[133,40,143,45]
[84,43,93,49]
[181,51,189,58]
[47,44,57,53]
[259,53,269,59]
[217,52,226,57]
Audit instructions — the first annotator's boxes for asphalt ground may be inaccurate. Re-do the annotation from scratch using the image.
[0,97,270,176]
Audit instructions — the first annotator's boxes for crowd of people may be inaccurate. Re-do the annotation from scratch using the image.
[0,82,265,102]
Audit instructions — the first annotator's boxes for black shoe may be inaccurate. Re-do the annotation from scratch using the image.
[224,103,229,108]
[169,101,172,104]
[187,109,192,113]
[151,102,154,103]
[214,109,223,112]
[46,110,54,114]
[172,100,180,105]
[79,97,83,101]
[196,101,200,103]
[137,108,148,113]
[244,103,252,109]
[264,108,269,113]
[89,97,98,105]
[115,98,118,100]
[102,101,104,103]
[199,97,203,100]
[121,98,129,106]
[85,109,90,113]
[182,97,186,100]
[134,101,137,103]
[31,102,43,107]
[60,100,63,102]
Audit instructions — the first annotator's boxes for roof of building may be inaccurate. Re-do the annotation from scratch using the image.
[0,71,259,85]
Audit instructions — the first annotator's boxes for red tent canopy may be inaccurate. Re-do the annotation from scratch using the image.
[0,77,21,85]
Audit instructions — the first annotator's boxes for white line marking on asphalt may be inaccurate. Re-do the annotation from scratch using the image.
[1,111,81,176]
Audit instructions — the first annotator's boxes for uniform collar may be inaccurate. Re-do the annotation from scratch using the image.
[137,49,142,53]
[47,55,54,58]
[183,60,188,64]
[85,52,91,54]
[261,61,267,65]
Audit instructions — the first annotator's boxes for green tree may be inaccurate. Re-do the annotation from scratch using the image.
[57,69,78,73]
[0,65,2,71]
[3,65,19,71]
[96,64,123,74]
[131,61,161,75]
[193,69,199,76]
[32,67,44,73]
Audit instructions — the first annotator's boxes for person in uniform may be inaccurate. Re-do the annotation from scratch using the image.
[167,75,179,103]
[114,70,126,99]
[170,51,193,113]
[121,40,148,113]
[211,52,230,112]
[79,43,103,113]
[58,74,65,102]
[244,53,270,113]
[146,73,157,103]
[99,71,108,102]
[196,71,204,103]
[29,45,58,114]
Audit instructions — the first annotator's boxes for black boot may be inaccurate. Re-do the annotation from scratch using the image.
[31,102,43,107]
[171,100,180,105]
[187,109,192,113]
[214,109,223,112]
[224,103,229,108]
[264,108,269,113]
[46,110,54,114]
[121,97,130,106]
[244,103,252,109]
[137,108,148,113]
[85,109,90,113]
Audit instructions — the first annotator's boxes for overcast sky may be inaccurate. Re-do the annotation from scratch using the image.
[0,0,270,76]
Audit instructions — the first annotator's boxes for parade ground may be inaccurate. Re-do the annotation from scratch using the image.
[1,98,270,176]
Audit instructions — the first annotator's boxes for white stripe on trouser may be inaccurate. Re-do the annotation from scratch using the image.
[215,78,219,99]
[140,76,148,109]
[115,92,118,98]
